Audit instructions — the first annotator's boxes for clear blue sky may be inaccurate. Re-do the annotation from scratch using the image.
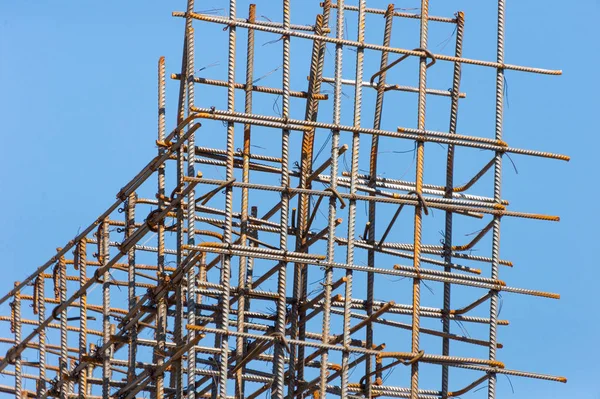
[0,1,598,398]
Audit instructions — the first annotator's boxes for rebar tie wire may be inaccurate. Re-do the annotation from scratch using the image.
[370,47,436,87]
[357,350,425,394]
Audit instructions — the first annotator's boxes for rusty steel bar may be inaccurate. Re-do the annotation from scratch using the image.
[408,2,431,397]
[173,75,329,100]
[289,10,328,387]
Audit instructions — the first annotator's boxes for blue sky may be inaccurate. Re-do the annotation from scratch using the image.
[0,1,598,398]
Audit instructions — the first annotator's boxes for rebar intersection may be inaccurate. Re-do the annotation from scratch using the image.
[0,1,568,398]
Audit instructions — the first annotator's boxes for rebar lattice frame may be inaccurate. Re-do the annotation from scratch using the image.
[0,1,569,398]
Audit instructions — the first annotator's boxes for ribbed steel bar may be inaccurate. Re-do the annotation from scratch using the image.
[290,8,329,392]
[175,117,186,399]
[186,2,197,397]
[175,5,195,396]
[58,250,69,399]
[12,282,21,398]
[442,10,465,399]
[156,54,167,399]
[216,0,237,397]
[319,0,344,397]
[100,219,111,398]
[235,5,256,398]
[271,0,291,397]
[488,1,506,397]
[36,270,47,397]
[409,2,430,397]
[126,193,138,384]
[179,13,319,32]
[340,1,365,397]
[173,75,329,100]
[366,7,393,396]
[77,239,88,398]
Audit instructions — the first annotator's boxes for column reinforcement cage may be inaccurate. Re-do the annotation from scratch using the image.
[0,1,568,398]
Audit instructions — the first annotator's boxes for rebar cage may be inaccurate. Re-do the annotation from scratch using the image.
[0,1,569,398]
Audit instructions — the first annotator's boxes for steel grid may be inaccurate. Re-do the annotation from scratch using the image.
[0,1,568,398]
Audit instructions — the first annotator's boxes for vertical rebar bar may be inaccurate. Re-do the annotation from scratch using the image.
[175,73,186,399]
[13,282,21,398]
[488,1,506,397]
[59,250,68,399]
[100,220,111,399]
[156,55,167,399]
[290,6,329,393]
[367,6,395,395]
[441,11,464,399]
[77,239,88,399]
[37,274,47,397]
[341,1,365,398]
[126,194,137,383]
[236,4,256,399]
[320,1,345,398]
[217,0,237,397]
[186,1,197,395]
[87,344,94,397]
[272,1,291,398]
[411,1,430,398]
